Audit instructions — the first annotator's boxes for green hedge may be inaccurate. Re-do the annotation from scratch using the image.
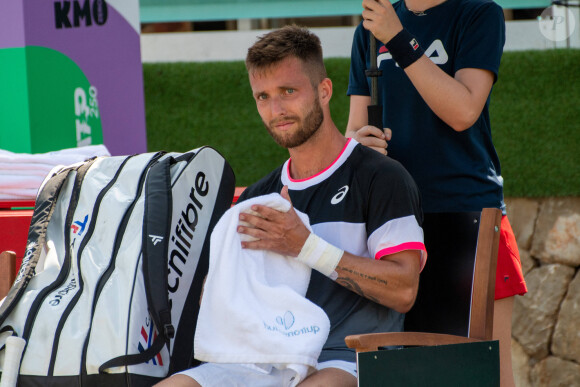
[143,49,580,197]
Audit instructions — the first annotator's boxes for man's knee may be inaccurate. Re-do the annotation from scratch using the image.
[153,374,201,387]
[298,367,357,387]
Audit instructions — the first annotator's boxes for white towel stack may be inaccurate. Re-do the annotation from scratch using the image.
[0,145,110,200]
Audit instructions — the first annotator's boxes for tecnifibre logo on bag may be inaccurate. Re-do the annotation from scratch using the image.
[168,171,209,296]
[54,0,108,29]
[14,244,36,284]
[48,277,78,306]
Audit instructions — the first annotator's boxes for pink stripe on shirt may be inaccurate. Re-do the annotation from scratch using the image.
[286,138,352,182]
[376,242,428,270]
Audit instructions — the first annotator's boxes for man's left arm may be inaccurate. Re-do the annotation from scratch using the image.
[334,250,420,313]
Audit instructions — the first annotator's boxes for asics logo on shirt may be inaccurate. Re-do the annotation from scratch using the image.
[378,39,448,67]
[331,185,349,205]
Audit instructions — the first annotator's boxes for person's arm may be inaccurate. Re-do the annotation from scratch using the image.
[361,0,494,132]
[345,95,392,155]
[335,249,420,313]
[237,186,421,313]
[403,61,494,132]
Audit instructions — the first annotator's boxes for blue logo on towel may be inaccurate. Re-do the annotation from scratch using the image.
[276,311,295,330]
[263,311,321,337]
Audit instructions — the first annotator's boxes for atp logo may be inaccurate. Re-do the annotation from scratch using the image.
[378,39,448,67]
[71,214,89,236]
[331,185,349,205]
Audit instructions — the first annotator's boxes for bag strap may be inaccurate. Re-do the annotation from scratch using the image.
[98,156,175,373]
[143,156,175,343]
[98,329,167,373]
[0,164,82,326]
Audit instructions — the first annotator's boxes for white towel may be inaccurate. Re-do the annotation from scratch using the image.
[0,145,110,200]
[0,188,40,200]
[0,164,54,176]
[194,193,330,385]
[0,144,109,165]
[0,176,45,189]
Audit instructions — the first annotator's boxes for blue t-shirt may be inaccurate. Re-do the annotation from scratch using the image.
[347,0,506,213]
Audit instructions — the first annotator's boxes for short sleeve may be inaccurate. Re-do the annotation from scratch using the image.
[347,23,372,97]
[454,2,505,82]
[363,156,426,268]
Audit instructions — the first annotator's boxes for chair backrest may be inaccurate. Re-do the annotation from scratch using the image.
[0,251,17,300]
[404,208,502,341]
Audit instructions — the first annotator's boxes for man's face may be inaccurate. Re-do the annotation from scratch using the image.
[249,57,323,149]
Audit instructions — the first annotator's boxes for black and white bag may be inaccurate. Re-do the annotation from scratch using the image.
[0,146,235,386]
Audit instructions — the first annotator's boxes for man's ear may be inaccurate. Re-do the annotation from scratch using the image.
[318,77,333,104]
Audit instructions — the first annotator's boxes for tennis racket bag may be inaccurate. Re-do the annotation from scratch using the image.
[0,146,235,386]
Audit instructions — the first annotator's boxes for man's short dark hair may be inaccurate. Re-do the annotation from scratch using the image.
[245,25,327,85]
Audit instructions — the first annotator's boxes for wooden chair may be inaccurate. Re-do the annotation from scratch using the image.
[0,251,17,300]
[345,208,502,386]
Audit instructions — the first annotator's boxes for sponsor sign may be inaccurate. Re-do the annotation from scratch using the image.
[0,0,146,155]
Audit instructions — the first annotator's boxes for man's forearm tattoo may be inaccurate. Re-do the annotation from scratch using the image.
[337,266,388,286]
[336,265,387,304]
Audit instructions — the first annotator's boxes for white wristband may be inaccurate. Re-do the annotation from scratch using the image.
[297,233,344,279]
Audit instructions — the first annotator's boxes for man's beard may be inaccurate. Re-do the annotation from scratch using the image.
[264,97,324,149]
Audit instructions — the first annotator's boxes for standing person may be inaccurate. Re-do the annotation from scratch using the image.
[345,1,527,386]
[156,25,426,387]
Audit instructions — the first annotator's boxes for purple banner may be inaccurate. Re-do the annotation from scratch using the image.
[9,0,147,156]
[0,0,26,48]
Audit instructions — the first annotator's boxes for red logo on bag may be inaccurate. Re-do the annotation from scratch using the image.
[71,214,89,236]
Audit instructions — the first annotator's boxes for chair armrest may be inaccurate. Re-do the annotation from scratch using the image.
[345,332,483,353]
[0,251,17,299]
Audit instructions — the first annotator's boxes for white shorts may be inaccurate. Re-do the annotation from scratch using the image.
[317,359,357,378]
[176,360,357,386]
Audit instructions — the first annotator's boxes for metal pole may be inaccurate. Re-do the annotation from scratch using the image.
[365,34,383,131]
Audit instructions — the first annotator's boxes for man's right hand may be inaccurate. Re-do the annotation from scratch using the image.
[346,125,391,155]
